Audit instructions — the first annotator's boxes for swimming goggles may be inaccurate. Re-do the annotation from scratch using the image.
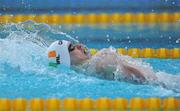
[68,43,91,58]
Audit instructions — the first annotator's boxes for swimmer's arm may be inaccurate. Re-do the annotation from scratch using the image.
[95,50,146,80]
[121,64,146,81]
[92,48,147,81]
[94,59,146,81]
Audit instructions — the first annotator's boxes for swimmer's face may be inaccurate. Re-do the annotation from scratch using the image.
[69,43,90,65]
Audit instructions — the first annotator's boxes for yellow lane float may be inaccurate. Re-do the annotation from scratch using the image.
[90,48,180,58]
[0,98,179,110]
[0,13,179,24]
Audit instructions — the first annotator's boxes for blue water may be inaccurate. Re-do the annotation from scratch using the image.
[0,0,179,14]
[57,24,180,49]
[0,22,180,99]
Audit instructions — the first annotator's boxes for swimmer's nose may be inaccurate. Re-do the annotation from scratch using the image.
[76,44,85,52]
[76,44,82,50]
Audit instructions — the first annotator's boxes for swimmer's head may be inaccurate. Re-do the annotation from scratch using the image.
[47,40,90,67]
[69,43,91,65]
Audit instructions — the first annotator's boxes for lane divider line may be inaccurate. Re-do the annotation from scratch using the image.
[0,13,179,24]
[0,98,179,111]
[90,48,180,59]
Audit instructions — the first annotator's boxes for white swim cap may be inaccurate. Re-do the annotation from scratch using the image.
[47,40,71,68]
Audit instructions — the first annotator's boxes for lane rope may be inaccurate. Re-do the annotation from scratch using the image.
[0,98,179,110]
[0,13,179,24]
[90,48,180,59]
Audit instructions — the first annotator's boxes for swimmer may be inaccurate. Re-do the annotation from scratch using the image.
[47,40,180,92]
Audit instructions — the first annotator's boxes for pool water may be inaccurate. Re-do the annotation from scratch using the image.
[0,22,179,99]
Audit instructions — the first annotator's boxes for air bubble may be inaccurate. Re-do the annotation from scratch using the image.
[106,34,110,38]
[175,39,180,43]
[172,1,175,4]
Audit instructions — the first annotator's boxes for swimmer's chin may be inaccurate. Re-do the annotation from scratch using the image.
[71,57,89,66]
